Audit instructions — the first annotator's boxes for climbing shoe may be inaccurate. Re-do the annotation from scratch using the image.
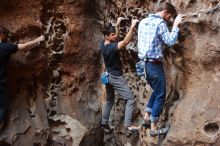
[150,126,169,137]
[125,125,140,136]
[101,124,113,133]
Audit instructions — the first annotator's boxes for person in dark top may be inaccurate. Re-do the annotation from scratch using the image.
[100,19,139,134]
[0,25,44,130]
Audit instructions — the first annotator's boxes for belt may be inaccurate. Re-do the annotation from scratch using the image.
[146,59,163,64]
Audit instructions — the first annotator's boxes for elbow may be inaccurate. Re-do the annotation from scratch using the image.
[166,39,176,47]
[167,42,174,47]
[121,40,129,47]
[118,41,128,49]
[123,40,129,46]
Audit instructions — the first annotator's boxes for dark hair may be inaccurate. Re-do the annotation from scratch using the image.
[102,24,116,36]
[156,2,177,17]
[0,25,9,35]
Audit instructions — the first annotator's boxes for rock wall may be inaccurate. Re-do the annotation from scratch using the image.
[0,0,104,145]
[0,0,219,146]
[101,0,220,146]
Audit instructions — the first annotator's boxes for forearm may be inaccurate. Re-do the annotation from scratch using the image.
[18,42,32,50]
[123,27,134,45]
[117,27,134,50]
[160,23,179,46]
[18,35,44,50]
[116,24,120,38]
[18,40,37,50]
[164,27,179,46]
[117,19,138,50]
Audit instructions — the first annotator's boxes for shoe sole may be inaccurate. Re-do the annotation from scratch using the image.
[150,127,169,137]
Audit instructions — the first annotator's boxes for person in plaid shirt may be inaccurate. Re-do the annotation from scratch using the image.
[138,2,184,137]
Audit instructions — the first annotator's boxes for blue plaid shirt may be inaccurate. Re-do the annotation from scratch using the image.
[138,14,179,60]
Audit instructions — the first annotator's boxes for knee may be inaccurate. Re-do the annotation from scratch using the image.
[127,98,134,106]
[105,99,114,105]
[157,88,166,97]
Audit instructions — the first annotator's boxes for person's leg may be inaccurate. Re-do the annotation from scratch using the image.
[108,75,135,128]
[149,64,166,125]
[0,86,8,123]
[124,96,134,127]
[146,91,156,114]
[144,63,157,118]
[141,63,158,128]
[143,62,158,122]
[0,109,6,123]
[146,63,167,136]
[0,86,9,132]
[101,84,115,125]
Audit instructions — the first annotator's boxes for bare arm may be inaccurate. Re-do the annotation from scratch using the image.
[18,35,45,51]
[116,17,129,38]
[116,18,121,38]
[117,19,138,50]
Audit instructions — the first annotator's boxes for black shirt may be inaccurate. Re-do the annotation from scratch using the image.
[100,41,123,76]
[0,42,18,84]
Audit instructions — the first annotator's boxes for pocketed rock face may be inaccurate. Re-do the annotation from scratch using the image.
[102,0,220,146]
[0,0,104,146]
[163,1,220,146]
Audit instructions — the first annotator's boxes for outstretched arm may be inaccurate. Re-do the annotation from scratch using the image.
[18,35,45,51]
[116,18,121,38]
[159,14,184,46]
[117,19,138,50]
[116,17,129,38]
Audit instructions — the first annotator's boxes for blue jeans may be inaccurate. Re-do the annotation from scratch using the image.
[145,62,166,123]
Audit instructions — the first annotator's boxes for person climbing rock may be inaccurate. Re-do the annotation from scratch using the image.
[100,18,139,135]
[0,25,44,131]
[137,2,184,137]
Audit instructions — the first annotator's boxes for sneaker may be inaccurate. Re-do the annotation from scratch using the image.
[101,124,113,133]
[125,125,140,136]
[141,119,151,129]
[150,126,169,137]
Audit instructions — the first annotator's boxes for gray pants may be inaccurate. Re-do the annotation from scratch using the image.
[101,74,134,127]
